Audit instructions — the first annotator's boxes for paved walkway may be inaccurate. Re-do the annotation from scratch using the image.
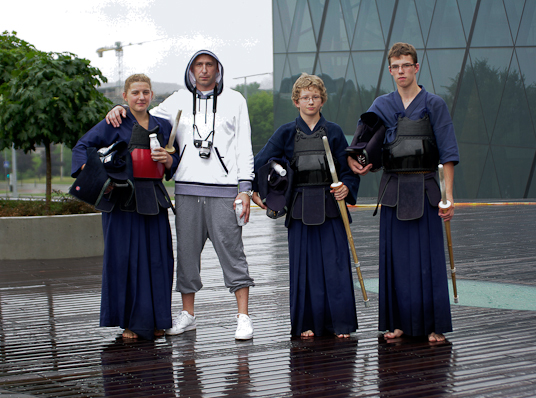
[1,202,535,397]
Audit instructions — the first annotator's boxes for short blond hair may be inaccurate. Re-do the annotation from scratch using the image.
[291,73,327,103]
[124,73,152,93]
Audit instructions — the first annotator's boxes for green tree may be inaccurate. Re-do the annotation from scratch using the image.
[234,82,262,100]
[248,91,274,153]
[0,31,36,150]
[0,31,112,207]
[0,31,35,84]
[233,82,274,154]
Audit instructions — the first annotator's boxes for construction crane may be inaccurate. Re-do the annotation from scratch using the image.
[96,38,167,86]
[96,41,143,87]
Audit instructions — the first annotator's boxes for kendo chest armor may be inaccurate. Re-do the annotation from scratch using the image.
[382,114,439,172]
[127,123,173,215]
[291,126,332,186]
[129,124,165,179]
[288,126,339,226]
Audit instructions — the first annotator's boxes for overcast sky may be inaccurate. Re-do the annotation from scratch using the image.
[1,0,273,88]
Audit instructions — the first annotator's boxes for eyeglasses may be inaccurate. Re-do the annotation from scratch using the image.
[299,96,322,103]
[389,63,416,71]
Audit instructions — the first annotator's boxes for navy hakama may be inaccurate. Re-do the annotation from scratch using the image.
[379,202,452,335]
[289,217,358,336]
[100,208,174,340]
[72,112,179,340]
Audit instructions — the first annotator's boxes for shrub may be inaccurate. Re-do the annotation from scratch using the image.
[0,191,98,216]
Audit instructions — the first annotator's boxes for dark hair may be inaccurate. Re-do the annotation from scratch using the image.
[388,43,418,65]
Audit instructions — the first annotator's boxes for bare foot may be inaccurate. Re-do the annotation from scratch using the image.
[428,332,445,342]
[122,328,138,339]
[384,329,404,339]
[301,330,314,338]
[336,333,350,338]
[154,329,165,337]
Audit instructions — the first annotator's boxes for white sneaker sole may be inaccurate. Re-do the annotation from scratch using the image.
[235,332,253,340]
[165,324,196,336]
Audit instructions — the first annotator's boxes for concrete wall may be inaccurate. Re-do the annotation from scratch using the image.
[0,213,103,260]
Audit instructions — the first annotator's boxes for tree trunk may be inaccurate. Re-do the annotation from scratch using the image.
[45,141,52,211]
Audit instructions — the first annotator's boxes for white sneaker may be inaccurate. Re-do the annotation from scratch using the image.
[165,311,197,335]
[235,314,253,340]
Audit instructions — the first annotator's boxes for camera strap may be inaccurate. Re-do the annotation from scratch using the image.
[192,89,217,145]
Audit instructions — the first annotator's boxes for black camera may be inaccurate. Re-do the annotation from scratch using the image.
[194,139,212,159]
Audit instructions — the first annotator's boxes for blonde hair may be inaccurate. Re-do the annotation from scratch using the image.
[124,73,152,93]
[388,43,418,66]
[291,73,327,103]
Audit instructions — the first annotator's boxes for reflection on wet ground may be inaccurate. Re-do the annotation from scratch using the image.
[1,202,535,397]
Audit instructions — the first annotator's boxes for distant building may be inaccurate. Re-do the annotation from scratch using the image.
[273,0,536,199]
[98,82,183,107]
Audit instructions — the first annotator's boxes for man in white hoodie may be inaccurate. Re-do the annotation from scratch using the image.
[106,50,255,340]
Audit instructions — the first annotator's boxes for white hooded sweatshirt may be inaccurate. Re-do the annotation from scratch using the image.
[150,50,254,198]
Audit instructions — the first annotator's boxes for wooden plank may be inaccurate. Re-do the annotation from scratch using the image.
[0,204,535,397]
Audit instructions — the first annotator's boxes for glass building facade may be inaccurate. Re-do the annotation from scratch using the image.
[273,0,536,199]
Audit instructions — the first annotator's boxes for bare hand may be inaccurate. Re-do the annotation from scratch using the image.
[252,192,266,209]
[331,183,349,201]
[234,192,251,223]
[438,201,455,222]
[348,156,372,175]
[151,147,172,169]
[105,106,127,127]
[438,162,455,222]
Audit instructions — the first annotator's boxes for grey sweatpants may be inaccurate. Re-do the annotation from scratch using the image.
[174,194,254,294]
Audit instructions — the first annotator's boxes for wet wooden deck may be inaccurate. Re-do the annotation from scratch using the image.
[1,202,535,397]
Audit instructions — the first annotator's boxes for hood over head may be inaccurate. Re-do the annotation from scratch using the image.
[185,49,224,96]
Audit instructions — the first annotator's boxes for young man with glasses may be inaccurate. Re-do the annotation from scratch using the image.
[348,42,459,342]
[105,50,255,340]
